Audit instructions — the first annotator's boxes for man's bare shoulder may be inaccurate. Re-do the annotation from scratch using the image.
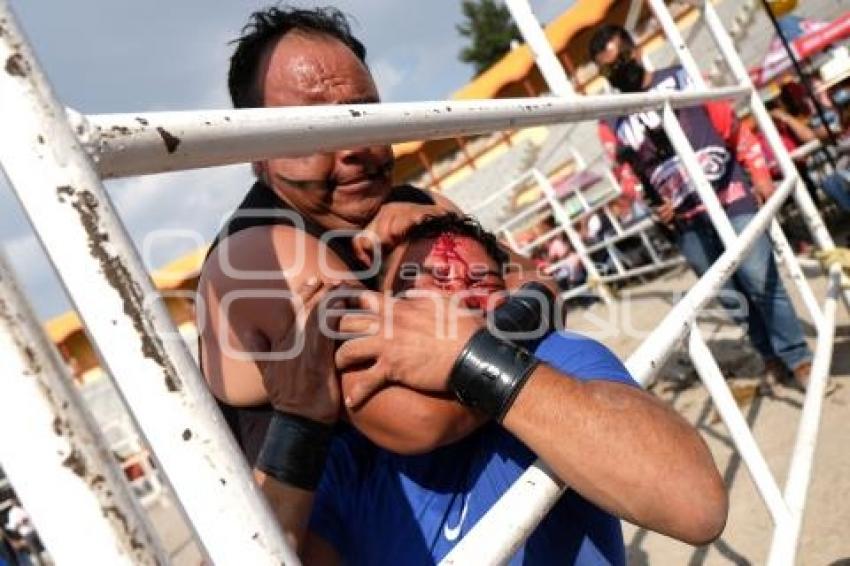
[200,224,324,286]
[197,225,330,341]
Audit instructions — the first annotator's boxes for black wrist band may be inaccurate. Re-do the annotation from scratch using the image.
[448,328,540,421]
[256,411,334,491]
[492,282,558,345]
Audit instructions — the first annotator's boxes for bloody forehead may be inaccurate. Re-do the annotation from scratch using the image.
[430,233,469,268]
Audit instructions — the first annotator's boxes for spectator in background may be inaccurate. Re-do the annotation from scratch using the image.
[591,24,813,390]
[769,82,850,212]
[540,217,586,289]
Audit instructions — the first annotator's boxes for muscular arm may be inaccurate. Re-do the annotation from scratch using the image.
[338,293,728,546]
[502,366,727,545]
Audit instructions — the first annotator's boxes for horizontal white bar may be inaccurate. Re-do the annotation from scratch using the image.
[85,86,750,178]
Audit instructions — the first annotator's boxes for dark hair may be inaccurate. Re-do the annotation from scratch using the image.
[779,82,809,117]
[404,213,510,269]
[588,24,635,61]
[228,6,367,108]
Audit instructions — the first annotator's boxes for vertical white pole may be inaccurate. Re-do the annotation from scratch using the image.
[504,0,575,97]
[767,268,841,565]
[661,103,738,247]
[534,170,614,304]
[0,253,167,565]
[0,4,298,563]
[688,327,790,527]
[647,0,707,89]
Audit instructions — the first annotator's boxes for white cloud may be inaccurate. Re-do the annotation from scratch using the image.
[371,58,406,101]
[3,234,43,283]
[106,164,253,270]
[1,233,69,319]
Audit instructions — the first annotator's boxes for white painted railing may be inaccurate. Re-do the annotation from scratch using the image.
[442,2,847,565]
[0,0,844,565]
[471,159,680,306]
[0,252,166,565]
[0,3,298,564]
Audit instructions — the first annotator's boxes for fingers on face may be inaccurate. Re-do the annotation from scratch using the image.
[341,364,390,408]
[334,334,381,371]
[338,312,380,337]
[347,288,384,314]
[353,232,376,266]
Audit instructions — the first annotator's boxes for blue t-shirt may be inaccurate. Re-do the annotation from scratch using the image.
[309,331,637,565]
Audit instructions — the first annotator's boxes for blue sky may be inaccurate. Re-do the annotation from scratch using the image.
[1,0,570,319]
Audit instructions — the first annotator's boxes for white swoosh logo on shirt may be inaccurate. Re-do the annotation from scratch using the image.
[443,493,471,542]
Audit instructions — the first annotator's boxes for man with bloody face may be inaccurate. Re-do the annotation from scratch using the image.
[259,214,726,564]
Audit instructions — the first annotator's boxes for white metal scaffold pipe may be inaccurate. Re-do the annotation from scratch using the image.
[688,327,790,527]
[504,0,575,97]
[0,252,167,565]
[0,3,298,563]
[532,170,615,304]
[767,267,842,565]
[83,86,749,179]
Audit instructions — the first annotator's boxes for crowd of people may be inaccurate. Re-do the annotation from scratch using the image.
[520,193,665,293]
[764,80,850,212]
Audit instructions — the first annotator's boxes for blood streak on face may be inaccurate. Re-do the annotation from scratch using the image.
[422,233,504,310]
[431,233,469,271]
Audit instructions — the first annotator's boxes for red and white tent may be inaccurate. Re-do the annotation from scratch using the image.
[750,12,850,86]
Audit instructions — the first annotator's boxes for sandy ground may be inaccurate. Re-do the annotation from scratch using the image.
[567,263,850,566]
[147,254,850,565]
